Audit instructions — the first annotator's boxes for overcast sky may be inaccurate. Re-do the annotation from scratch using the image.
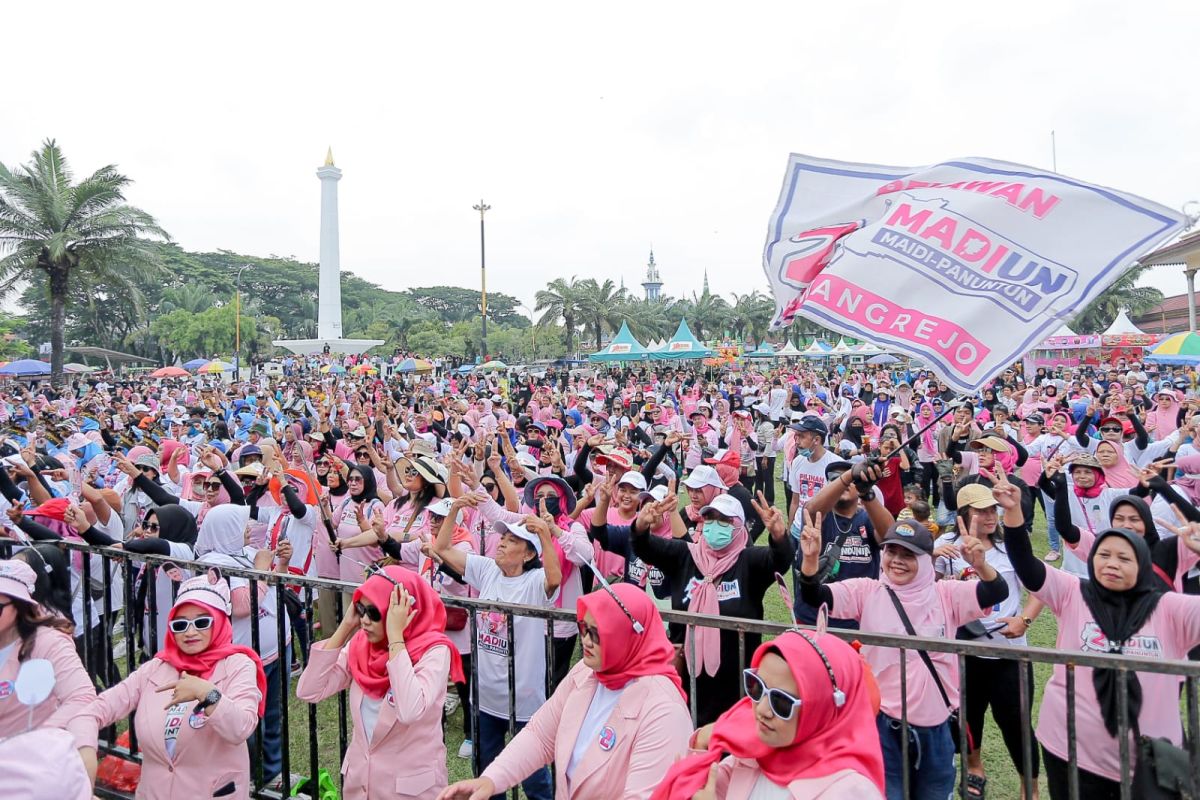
[3,0,1198,318]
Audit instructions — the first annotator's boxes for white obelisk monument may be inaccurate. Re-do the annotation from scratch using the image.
[317,147,343,339]
[274,149,383,355]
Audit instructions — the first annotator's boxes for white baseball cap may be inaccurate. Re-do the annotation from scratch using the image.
[682,465,727,491]
[699,494,744,522]
[617,471,648,491]
[637,485,670,505]
[492,521,542,556]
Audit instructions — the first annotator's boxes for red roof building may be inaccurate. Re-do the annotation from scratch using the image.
[1132,293,1192,334]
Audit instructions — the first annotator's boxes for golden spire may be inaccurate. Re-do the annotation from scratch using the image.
[324,147,335,167]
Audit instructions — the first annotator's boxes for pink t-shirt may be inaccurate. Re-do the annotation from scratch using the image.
[829,577,984,726]
[1034,567,1200,780]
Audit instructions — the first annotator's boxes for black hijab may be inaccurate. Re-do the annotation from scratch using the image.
[348,464,379,503]
[148,504,198,548]
[1107,496,1160,550]
[1080,527,1165,737]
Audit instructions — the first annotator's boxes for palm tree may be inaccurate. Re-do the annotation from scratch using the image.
[576,278,627,349]
[730,291,776,343]
[0,140,168,384]
[685,289,731,340]
[1070,264,1164,334]
[160,283,214,314]
[620,298,672,342]
[535,277,583,353]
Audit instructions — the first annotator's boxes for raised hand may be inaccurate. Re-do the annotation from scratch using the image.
[799,509,823,560]
[990,465,1020,510]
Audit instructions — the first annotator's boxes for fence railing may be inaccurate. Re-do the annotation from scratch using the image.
[10,539,1200,800]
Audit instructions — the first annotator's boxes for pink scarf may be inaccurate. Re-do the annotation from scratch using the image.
[1096,441,1138,489]
[1149,396,1181,438]
[684,522,749,677]
[1173,454,1200,506]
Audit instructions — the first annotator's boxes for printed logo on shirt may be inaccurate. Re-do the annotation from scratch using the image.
[1080,622,1164,658]
[598,725,617,751]
[477,611,510,656]
[163,702,188,759]
[795,475,827,503]
[682,577,741,604]
[188,710,208,729]
[0,680,12,699]
[840,528,874,564]
[385,689,395,707]
[627,558,664,588]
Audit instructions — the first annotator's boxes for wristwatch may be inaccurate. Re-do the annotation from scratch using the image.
[1022,616,1034,627]
[195,688,222,713]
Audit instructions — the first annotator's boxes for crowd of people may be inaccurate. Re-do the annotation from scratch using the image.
[1,355,1199,799]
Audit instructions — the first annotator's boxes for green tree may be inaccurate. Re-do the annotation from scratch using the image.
[730,291,776,344]
[1070,264,1164,334]
[620,298,672,343]
[679,289,731,340]
[535,277,583,353]
[0,140,168,384]
[576,278,627,350]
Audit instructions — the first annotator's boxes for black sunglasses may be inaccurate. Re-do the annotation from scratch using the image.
[204,482,223,491]
[145,522,160,532]
[168,615,214,634]
[1100,426,1123,433]
[743,669,802,720]
[354,600,382,623]
[137,465,157,473]
[577,620,600,644]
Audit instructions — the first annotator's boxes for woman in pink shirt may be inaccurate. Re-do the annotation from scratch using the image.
[438,583,691,800]
[296,565,461,799]
[0,560,98,782]
[1000,471,1200,799]
[90,574,266,800]
[797,510,1008,800]
[654,630,885,799]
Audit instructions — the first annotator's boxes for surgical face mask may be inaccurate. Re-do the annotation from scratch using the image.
[797,447,814,459]
[703,520,735,549]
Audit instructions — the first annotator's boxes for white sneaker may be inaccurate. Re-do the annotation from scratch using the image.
[457,739,473,759]
[443,695,461,715]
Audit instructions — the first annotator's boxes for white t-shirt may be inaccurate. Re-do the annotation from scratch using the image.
[748,774,791,799]
[788,450,843,530]
[264,506,317,577]
[933,535,1026,648]
[465,554,558,721]
[360,695,383,744]
[567,683,624,782]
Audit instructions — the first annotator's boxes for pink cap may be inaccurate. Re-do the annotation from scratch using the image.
[0,559,36,603]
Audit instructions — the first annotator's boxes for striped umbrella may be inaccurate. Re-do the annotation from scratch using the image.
[1145,332,1200,364]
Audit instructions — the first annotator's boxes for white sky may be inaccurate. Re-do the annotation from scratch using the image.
[3,0,1198,317]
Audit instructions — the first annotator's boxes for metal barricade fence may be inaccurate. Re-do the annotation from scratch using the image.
[16,539,1200,800]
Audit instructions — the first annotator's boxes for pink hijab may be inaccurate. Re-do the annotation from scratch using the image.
[684,520,749,677]
[1096,440,1138,488]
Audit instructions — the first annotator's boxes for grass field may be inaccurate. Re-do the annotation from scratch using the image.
[280,488,1061,799]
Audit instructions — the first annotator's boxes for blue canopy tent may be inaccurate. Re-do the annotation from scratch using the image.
[0,359,51,376]
[182,358,210,371]
[589,322,650,362]
[654,320,713,360]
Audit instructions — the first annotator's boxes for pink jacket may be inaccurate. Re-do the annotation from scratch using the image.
[90,655,261,800]
[0,628,98,750]
[481,661,692,799]
[715,759,884,799]
[295,642,449,799]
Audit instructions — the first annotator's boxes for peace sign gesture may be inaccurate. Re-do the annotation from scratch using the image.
[988,464,1020,511]
[750,491,786,541]
[1158,505,1200,556]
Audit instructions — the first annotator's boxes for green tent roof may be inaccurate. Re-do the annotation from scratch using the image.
[588,322,650,362]
[654,319,713,359]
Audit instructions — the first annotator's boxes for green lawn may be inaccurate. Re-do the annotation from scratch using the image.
[282,488,1059,799]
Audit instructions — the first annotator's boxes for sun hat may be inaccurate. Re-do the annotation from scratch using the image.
[682,465,727,490]
[956,483,999,510]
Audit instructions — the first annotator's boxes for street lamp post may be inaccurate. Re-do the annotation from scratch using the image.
[235,263,251,381]
[473,200,491,360]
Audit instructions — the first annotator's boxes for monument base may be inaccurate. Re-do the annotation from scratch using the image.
[273,338,385,356]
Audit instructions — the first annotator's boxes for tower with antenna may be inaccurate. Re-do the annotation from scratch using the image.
[641,249,663,301]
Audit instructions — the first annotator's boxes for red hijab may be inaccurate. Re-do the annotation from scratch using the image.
[652,631,884,798]
[348,566,464,698]
[576,583,684,698]
[156,600,267,715]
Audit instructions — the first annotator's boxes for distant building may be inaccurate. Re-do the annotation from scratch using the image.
[641,250,663,301]
[1132,293,1191,334]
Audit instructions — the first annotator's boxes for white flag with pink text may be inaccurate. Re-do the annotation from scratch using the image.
[762,155,1185,392]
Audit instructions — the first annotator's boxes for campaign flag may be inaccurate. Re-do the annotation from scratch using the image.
[762,155,1186,392]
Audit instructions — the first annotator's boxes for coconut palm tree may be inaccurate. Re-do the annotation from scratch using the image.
[576,277,627,349]
[535,276,583,353]
[1070,263,1164,334]
[0,140,168,384]
[730,291,776,343]
[620,297,672,343]
[684,288,731,340]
